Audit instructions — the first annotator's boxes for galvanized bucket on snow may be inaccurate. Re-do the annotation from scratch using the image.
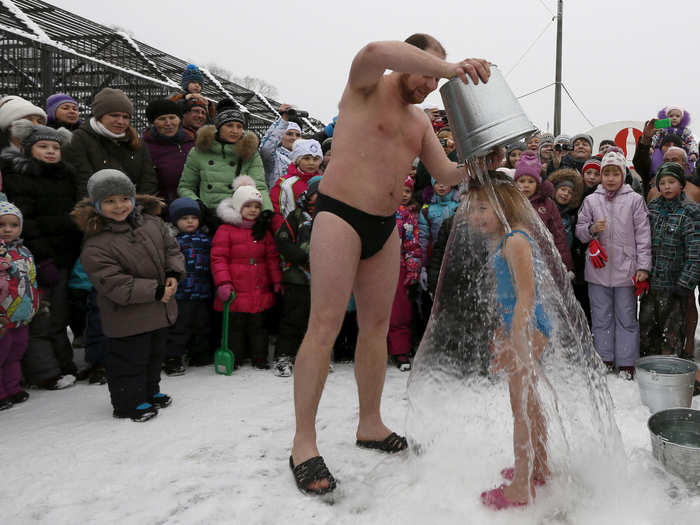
[635,356,697,414]
[648,408,700,484]
[439,65,537,160]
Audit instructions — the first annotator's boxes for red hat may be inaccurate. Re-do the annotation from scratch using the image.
[404,176,415,190]
[582,157,601,173]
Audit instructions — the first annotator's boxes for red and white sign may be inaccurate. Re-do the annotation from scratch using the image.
[585,120,644,162]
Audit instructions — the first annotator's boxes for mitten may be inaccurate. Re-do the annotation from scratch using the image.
[216,284,234,302]
[587,239,608,269]
[633,277,650,297]
[36,259,60,288]
[324,116,337,138]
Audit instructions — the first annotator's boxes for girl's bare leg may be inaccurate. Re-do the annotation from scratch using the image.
[503,368,536,503]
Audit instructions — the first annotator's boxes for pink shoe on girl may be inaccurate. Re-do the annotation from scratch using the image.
[480,484,529,510]
[500,467,546,486]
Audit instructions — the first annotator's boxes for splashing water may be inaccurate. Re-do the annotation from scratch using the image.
[404,157,630,513]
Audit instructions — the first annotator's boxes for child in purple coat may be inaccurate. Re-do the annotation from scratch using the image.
[576,149,652,378]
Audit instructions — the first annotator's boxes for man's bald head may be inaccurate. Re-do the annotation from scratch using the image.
[405,33,446,59]
[664,146,688,169]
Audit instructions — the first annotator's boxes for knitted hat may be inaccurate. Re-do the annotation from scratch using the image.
[10,119,71,153]
[321,137,333,154]
[291,139,323,162]
[91,88,133,119]
[182,97,209,114]
[87,169,136,206]
[146,99,181,123]
[46,93,78,123]
[231,184,262,215]
[571,133,594,150]
[404,176,415,190]
[582,156,601,173]
[538,132,555,144]
[554,134,570,145]
[600,148,626,175]
[307,175,322,196]
[169,197,201,224]
[655,162,686,189]
[0,201,23,231]
[660,134,683,148]
[506,141,526,157]
[0,96,47,131]
[181,64,205,92]
[214,108,246,130]
[286,122,302,134]
[514,150,542,183]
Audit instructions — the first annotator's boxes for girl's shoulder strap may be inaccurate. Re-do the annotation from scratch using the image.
[496,229,534,251]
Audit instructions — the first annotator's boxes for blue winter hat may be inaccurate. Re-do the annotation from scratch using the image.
[169,197,201,224]
[181,64,205,92]
[46,93,78,123]
[307,176,322,196]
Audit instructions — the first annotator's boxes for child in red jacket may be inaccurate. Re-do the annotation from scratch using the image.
[212,176,282,369]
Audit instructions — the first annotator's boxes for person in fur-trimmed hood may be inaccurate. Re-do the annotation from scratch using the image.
[514,150,573,272]
[177,108,270,231]
[650,106,697,169]
[1,119,83,387]
[211,176,282,369]
[72,169,185,422]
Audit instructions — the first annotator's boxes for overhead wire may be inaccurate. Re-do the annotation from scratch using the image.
[561,82,595,128]
[537,0,555,16]
[516,82,555,100]
[505,17,556,78]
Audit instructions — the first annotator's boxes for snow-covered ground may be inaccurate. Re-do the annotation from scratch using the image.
[2,351,699,525]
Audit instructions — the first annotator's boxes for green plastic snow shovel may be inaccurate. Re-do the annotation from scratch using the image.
[214,294,235,375]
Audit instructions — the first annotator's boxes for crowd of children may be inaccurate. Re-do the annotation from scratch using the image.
[0,69,698,423]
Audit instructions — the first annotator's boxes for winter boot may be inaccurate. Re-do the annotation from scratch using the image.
[88,366,107,385]
[150,393,172,409]
[164,357,185,376]
[9,390,29,404]
[274,356,293,377]
[42,374,76,390]
[394,354,412,372]
[113,402,158,422]
[0,397,12,411]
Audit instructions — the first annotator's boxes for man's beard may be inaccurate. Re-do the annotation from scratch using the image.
[398,74,426,104]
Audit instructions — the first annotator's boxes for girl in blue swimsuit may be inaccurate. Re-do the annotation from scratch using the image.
[468,176,550,510]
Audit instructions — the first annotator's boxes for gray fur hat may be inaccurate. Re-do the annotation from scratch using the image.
[10,119,71,153]
[87,169,136,206]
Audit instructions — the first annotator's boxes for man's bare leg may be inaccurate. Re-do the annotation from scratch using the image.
[352,230,401,442]
[292,212,361,489]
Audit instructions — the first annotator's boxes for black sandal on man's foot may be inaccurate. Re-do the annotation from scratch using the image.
[289,456,337,495]
[356,432,408,453]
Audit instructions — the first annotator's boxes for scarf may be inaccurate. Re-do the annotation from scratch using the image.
[89,117,126,140]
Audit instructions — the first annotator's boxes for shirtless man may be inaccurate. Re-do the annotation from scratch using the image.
[288,34,490,495]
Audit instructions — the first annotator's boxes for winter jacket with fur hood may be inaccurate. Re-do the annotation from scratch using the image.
[211,196,282,314]
[177,125,271,211]
[576,184,652,287]
[73,195,185,338]
[548,168,584,249]
[64,120,158,200]
[1,150,82,269]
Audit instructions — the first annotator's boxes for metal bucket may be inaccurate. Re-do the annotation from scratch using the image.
[635,356,697,413]
[648,408,700,483]
[439,65,537,160]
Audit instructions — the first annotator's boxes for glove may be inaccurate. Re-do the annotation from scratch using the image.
[633,277,650,297]
[274,283,283,295]
[36,259,60,288]
[216,284,234,302]
[670,284,690,297]
[587,239,608,269]
[419,267,428,291]
[324,116,337,138]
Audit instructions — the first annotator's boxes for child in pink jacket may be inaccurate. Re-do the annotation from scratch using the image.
[575,148,651,378]
[212,176,282,369]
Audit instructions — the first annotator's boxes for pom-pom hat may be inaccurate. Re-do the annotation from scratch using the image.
[216,176,262,226]
[600,148,626,175]
[181,64,205,92]
[10,119,71,153]
[514,150,542,183]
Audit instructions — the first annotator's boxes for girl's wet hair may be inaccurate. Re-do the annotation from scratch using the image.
[467,170,531,229]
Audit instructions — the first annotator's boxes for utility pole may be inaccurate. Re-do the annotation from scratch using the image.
[553,0,563,136]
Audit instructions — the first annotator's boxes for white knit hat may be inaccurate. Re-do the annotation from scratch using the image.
[291,138,322,162]
[0,96,47,132]
[216,175,262,225]
[601,148,627,175]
